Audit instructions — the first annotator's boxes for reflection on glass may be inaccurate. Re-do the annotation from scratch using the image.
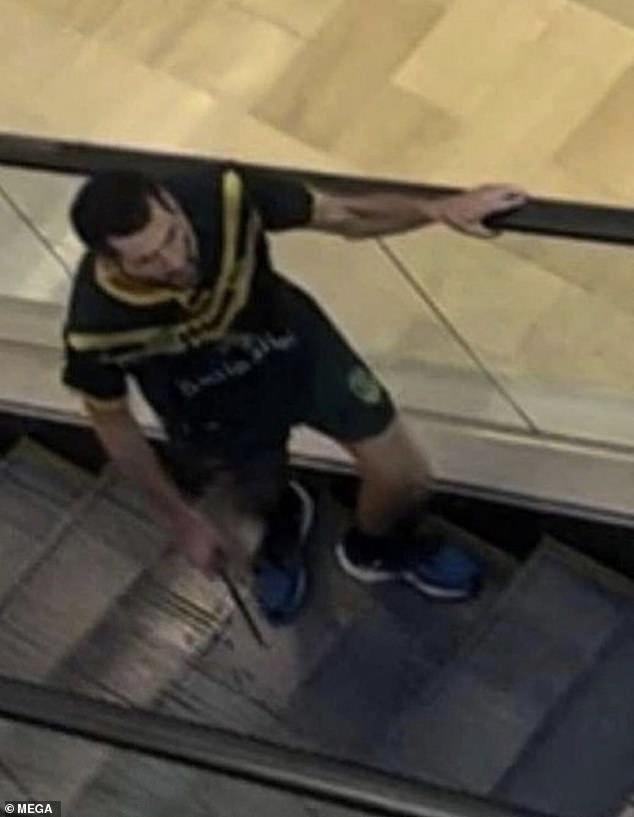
[0,166,81,305]
[3,162,633,448]
[385,225,634,447]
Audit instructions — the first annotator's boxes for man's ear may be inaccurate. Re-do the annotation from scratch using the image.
[155,188,177,214]
[99,240,119,259]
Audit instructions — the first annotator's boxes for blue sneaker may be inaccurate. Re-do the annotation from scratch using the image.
[253,481,314,625]
[335,532,483,601]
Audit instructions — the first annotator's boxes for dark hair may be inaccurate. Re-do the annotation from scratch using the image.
[70,171,166,255]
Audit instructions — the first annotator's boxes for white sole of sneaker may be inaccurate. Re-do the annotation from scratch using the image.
[335,542,474,601]
[401,570,474,600]
[334,542,396,583]
[289,479,315,544]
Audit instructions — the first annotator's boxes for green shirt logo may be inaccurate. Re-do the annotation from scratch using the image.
[348,366,383,405]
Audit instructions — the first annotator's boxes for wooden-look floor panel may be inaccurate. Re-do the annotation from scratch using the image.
[254,0,446,152]
[557,62,634,200]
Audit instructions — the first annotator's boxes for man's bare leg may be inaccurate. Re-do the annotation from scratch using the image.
[337,413,482,600]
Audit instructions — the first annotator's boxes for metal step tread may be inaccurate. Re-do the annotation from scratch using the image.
[66,497,519,817]
[372,538,634,794]
[0,438,95,604]
[2,435,92,506]
[1,473,242,808]
[8,549,234,807]
[0,460,175,802]
[494,607,634,817]
[0,759,28,801]
[278,514,515,765]
[617,799,634,817]
[67,488,367,816]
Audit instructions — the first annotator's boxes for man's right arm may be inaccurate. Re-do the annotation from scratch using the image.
[86,401,227,574]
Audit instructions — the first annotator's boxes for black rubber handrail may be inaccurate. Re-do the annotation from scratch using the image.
[0,130,633,246]
[0,674,550,817]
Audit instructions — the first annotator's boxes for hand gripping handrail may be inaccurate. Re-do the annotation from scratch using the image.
[1,130,633,246]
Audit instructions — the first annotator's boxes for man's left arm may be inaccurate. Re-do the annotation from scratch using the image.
[239,166,526,239]
[307,184,527,240]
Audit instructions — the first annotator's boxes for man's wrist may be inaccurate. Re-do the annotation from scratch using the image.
[150,488,195,532]
[168,500,198,526]
[416,194,461,225]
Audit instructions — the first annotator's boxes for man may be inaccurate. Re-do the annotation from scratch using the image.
[63,163,526,624]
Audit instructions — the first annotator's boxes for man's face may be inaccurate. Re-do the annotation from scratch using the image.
[107,190,199,289]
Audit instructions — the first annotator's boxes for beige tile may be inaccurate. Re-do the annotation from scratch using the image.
[410,3,634,185]
[0,101,51,140]
[84,0,212,64]
[0,0,87,103]
[2,1,351,175]
[394,0,561,117]
[333,83,460,175]
[26,40,216,147]
[385,228,567,369]
[573,0,634,30]
[557,62,634,200]
[229,0,344,38]
[269,230,526,427]
[21,0,123,35]
[0,194,71,304]
[1,1,217,148]
[255,0,445,151]
[99,1,302,107]
[182,102,357,175]
[516,159,632,206]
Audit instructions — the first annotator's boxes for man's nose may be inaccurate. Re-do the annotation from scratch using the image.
[160,242,183,268]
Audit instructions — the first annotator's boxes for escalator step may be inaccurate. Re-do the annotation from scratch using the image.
[376,540,632,794]
[495,610,634,817]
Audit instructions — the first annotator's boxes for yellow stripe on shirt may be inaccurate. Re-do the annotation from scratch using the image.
[68,169,260,361]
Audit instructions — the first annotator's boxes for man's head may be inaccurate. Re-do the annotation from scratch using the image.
[70,171,199,289]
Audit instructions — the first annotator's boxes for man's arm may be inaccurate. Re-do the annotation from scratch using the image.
[308,184,527,240]
[86,401,226,573]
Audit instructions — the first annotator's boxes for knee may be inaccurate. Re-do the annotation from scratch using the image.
[372,458,430,505]
[353,420,432,501]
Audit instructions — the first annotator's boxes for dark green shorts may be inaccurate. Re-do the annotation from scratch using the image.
[286,279,395,444]
[167,277,396,469]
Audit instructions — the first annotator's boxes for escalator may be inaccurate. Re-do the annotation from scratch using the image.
[0,133,633,817]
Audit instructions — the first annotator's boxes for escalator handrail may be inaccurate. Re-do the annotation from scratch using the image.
[0,674,551,817]
[1,130,633,246]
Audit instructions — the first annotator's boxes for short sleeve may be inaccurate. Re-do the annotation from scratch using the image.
[240,169,313,231]
[62,347,128,410]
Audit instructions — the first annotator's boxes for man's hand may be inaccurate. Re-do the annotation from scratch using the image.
[86,403,230,577]
[309,183,527,241]
[170,506,228,575]
[434,185,527,238]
